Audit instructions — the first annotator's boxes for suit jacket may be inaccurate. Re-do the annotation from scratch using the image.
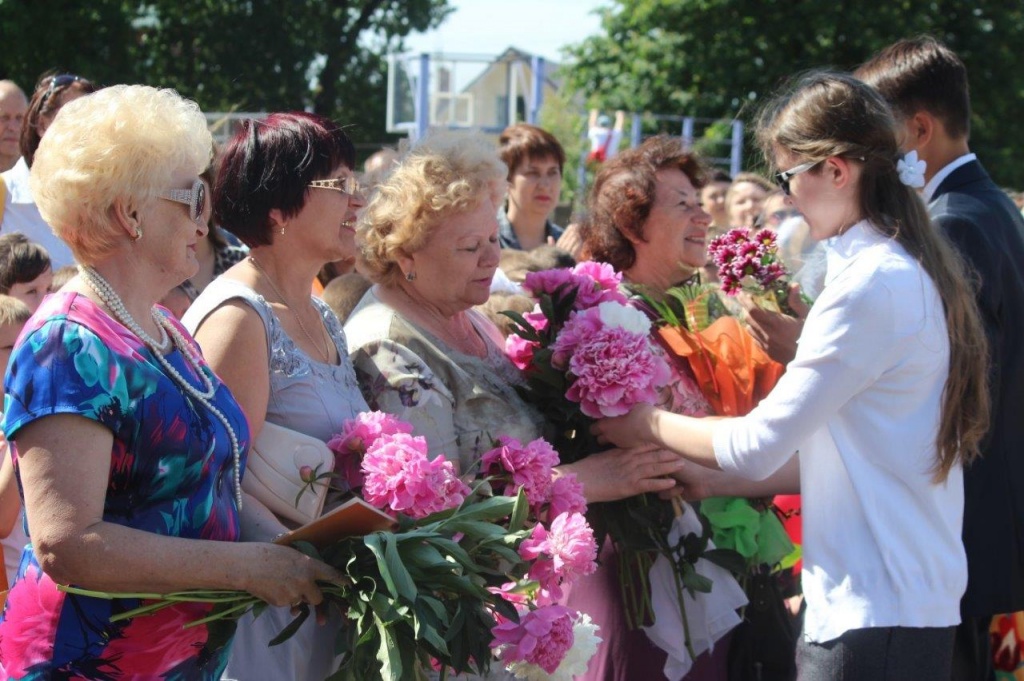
[930,159,1024,616]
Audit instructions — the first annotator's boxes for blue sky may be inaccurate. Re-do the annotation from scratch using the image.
[404,0,607,63]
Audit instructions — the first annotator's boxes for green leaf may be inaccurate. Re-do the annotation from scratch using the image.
[412,598,450,655]
[374,614,405,680]
[269,606,311,646]
[500,310,541,342]
[365,533,417,603]
[443,495,516,523]
[508,487,529,532]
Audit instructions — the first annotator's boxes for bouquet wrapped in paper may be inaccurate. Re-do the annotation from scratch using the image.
[504,262,746,661]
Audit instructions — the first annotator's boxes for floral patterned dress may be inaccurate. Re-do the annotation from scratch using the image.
[0,291,250,680]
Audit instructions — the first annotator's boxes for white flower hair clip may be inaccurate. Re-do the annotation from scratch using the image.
[897,150,927,188]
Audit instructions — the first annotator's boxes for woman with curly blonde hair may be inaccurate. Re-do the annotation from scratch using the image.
[347,131,682,502]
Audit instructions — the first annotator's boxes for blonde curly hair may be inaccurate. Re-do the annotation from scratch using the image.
[357,131,506,286]
[30,85,211,264]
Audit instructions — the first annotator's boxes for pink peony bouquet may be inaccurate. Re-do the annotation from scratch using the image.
[504,264,671,449]
[81,415,601,680]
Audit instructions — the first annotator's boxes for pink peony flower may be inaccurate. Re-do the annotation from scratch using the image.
[481,436,559,508]
[361,433,470,518]
[546,474,587,521]
[328,412,413,488]
[544,512,598,582]
[519,512,597,601]
[523,268,579,300]
[549,307,605,368]
[506,334,540,372]
[522,263,627,312]
[491,604,576,674]
[569,262,627,308]
[565,326,671,418]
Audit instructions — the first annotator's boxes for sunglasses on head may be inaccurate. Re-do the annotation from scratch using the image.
[41,74,83,108]
[159,179,207,225]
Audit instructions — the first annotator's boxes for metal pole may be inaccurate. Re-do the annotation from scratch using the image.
[630,112,642,148]
[681,117,695,150]
[415,53,430,141]
[730,120,744,176]
[529,56,545,124]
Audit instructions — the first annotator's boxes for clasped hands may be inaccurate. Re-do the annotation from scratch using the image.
[590,404,720,502]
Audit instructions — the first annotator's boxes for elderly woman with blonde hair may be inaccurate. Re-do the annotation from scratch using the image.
[346,132,684,509]
[0,85,341,679]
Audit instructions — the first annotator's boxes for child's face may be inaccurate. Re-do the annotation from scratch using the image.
[8,267,53,314]
[0,320,25,395]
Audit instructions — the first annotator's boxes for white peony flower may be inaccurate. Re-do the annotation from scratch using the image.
[596,301,651,335]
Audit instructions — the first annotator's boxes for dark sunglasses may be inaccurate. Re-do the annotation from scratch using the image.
[774,160,819,196]
[159,179,207,225]
[41,74,83,108]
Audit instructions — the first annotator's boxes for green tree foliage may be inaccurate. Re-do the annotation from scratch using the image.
[564,0,1024,187]
[0,0,452,146]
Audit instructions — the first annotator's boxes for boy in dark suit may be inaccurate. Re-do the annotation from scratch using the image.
[857,36,1024,681]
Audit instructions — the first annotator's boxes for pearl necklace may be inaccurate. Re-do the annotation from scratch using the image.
[248,256,332,363]
[81,267,243,510]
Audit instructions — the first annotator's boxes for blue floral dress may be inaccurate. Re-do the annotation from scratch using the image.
[0,291,250,680]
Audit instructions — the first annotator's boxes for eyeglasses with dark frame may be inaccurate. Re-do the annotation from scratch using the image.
[774,160,820,196]
[308,175,362,197]
[41,74,84,109]
[159,179,207,225]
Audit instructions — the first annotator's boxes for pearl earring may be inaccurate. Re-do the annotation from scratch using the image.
[132,227,143,242]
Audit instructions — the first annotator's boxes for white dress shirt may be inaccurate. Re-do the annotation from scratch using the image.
[1,157,77,268]
[923,152,977,202]
[713,220,967,642]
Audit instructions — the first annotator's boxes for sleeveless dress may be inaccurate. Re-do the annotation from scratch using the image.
[183,278,368,681]
[0,292,250,679]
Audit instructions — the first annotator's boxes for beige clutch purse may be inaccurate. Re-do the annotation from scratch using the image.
[243,421,334,525]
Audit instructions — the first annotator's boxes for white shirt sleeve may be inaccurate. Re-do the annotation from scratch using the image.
[712,276,899,480]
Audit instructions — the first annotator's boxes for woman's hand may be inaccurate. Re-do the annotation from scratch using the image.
[591,403,658,449]
[239,543,348,610]
[557,444,684,503]
[658,460,722,502]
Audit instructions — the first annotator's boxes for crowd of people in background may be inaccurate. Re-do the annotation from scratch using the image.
[0,33,1021,681]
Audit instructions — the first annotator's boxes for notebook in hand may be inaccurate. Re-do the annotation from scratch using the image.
[273,497,396,548]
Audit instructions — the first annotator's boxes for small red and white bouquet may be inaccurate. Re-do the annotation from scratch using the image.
[707,227,807,315]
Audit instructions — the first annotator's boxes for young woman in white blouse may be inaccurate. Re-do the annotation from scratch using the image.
[594,71,990,680]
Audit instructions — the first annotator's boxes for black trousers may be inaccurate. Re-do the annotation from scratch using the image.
[796,626,955,681]
[950,614,995,681]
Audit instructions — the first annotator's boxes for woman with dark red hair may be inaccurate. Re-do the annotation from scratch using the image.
[184,112,369,680]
